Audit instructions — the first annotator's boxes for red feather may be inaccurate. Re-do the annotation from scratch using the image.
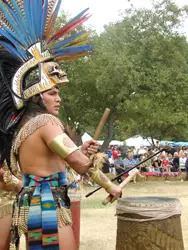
[48,14,89,43]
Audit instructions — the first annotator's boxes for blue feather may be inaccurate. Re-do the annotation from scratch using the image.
[66,8,89,25]
[30,0,42,40]
[37,0,43,39]
[0,30,28,60]
[10,0,29,45]
[24,0,35,42]
[0,3,21,37]
[53,31,85,49]
[52,44,93,56]
[0,26,24,48]
[41,0,48,37]
[4,4,28,47]
[0,41,24,61]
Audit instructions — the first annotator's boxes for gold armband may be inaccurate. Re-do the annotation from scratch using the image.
[48,133,78,159]
[88,153,113,192]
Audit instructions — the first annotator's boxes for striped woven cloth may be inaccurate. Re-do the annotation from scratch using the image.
[23,172,68,250]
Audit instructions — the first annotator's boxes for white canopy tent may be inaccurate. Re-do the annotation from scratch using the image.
[125,136,157,148]
[97,140,124,146]
[81,133,124,146]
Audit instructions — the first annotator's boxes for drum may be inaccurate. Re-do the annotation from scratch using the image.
[69,192,81,249]
[116,197,184,250]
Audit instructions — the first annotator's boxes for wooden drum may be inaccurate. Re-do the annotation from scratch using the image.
[116,197,184,250]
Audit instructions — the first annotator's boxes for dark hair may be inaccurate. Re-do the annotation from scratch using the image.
[17,95,47,129]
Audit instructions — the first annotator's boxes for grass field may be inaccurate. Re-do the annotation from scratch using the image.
[79,181,188,250]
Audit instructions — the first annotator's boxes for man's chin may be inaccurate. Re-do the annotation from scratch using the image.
[50,110,59,116]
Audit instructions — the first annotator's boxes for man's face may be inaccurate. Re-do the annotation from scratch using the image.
[42,87,61,115]
[127,154,133,160]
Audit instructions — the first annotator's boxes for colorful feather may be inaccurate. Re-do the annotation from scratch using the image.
[43,0,58,38]
[53,31,86,49]
[66,8,89,26]
[44,0,62,39]
[56,51,91,62]
[0,1,92,64]
[0,40,23,60]
[52,44,93,57]
[24,0,35,41]
[48,12,90,43]
[41,0,49,38]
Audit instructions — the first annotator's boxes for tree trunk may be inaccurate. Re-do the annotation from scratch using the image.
[100,109,116,152]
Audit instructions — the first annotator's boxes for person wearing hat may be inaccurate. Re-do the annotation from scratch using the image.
[0,2,122,249]
[114,154,124,183]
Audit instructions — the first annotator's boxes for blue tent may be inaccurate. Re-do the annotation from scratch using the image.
[172,142,188,147]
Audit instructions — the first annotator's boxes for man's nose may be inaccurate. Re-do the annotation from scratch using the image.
[56,95,61,102]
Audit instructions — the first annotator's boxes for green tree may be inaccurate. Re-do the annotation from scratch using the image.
[56,0,188,147]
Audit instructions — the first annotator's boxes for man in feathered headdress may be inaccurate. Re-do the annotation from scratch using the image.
[0,1,122,249]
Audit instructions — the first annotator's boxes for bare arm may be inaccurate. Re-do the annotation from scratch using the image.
[40,122,91,174]
[40,122,122,201]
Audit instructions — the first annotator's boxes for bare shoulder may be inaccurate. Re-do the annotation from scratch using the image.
[13,114,65,153]
[38,114,64,144]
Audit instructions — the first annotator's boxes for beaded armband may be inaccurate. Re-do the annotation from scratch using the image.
[49,133,78,159]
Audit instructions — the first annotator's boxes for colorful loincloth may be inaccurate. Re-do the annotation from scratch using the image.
[10,172,72,250]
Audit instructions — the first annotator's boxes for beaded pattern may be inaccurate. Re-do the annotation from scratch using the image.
[13,114,64,154]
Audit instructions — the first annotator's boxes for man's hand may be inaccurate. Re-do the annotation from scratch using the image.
[81,139,100,156]
[107,184,122,203]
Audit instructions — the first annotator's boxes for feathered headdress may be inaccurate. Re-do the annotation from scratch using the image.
[0,0,93,110]
[0,0,93,166]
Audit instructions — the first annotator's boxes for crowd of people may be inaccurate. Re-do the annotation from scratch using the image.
[105,144,188,181]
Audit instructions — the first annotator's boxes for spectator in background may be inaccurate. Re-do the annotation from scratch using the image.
[161,155,171,172]
[112,146,121,160]
[152,156,163,172]
[123,152,137,170]
[168,153,173,167]
[114,154,124,183]
[105,145,112,159]
[177,145,181,156]
[179,146,188,157]
[123,152,145,183]
[172,152,180,172]
[179,153,187,171]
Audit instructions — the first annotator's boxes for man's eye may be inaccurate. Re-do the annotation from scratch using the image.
[48,91,55,95]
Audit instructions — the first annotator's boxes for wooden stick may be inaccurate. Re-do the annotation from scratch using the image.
[93,108,110,140]
[102,169,139,205]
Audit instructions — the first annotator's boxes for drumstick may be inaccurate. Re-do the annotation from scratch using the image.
[93,108,110,140]
[102,169,139,205]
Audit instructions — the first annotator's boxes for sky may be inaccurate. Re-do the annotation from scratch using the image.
[62,0,188,34]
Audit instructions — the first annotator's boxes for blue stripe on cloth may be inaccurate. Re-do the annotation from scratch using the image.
[24,172,67,249]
